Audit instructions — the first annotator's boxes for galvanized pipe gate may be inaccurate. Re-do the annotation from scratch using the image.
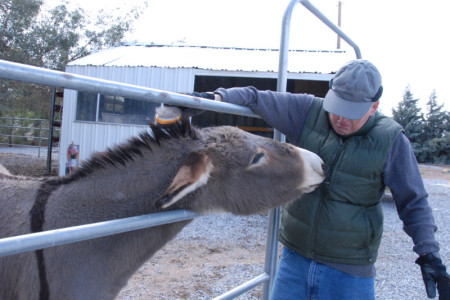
[0,1,360,298]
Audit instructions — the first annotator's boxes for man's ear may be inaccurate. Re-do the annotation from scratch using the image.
[154,152,214,209]
[369,101,380,116]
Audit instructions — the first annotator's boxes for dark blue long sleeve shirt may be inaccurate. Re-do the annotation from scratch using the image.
[216,86,439,261]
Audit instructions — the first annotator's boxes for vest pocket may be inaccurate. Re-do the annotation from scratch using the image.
[312,201,383,261]
[364,203,384,251]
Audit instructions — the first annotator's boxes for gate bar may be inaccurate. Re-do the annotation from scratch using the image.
[213,273,270,300]
[0,60,258,119]
[46,87,56,174]
[0,210,199,257]
[299,0,362,59]
[263,0,362,298]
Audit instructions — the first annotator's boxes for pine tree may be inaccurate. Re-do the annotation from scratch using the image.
[424,90,449,140]
[392,86,425,145]
[418,90,450,164]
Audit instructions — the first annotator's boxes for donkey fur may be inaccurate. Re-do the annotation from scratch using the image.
[0,118,324,300]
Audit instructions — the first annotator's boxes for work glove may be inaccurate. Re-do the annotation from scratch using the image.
[416,252,450,299]
[183,92,215,117]
[189,91,216,100]
[181,92,216,117]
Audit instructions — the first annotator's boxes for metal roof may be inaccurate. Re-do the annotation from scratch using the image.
[68,44,353,74]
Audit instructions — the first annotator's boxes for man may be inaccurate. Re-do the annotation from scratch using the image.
[198,59,449,299]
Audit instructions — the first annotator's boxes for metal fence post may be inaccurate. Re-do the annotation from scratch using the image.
[261,1,298,298]
[8,118,13,146]
[47,87,56,174]
[38,120,42,158]
[262,1,362,298]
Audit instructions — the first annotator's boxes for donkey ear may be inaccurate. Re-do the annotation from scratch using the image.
[154,152,214,209]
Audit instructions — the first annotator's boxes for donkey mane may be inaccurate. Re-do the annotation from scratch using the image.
[66,117,198,183]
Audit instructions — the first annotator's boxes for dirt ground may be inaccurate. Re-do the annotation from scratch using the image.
[0,153,59,177]
[1,153,449,299]
[417,163,450,181]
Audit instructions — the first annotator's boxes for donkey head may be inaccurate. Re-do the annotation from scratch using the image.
[154,124,325,215]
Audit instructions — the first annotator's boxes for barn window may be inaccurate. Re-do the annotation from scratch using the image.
[76,91,97,121]
[76,92,158,125]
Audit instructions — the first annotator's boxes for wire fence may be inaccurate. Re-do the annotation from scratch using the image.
[0,117,60,158]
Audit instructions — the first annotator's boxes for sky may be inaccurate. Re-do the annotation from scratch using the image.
[47,0,450,116]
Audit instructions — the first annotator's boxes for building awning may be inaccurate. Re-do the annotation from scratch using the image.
[69,44,353,74]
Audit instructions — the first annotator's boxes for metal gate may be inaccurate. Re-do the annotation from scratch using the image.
[0,1,360,298]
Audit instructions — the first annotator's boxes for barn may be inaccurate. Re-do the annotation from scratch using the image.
[59,43,352,175]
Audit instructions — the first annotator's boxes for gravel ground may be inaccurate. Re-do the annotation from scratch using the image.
[117,177,450,300]
[375,179,449,300]
[1,147,449,299]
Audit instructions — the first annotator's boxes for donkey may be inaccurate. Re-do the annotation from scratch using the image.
[0,117,325,300]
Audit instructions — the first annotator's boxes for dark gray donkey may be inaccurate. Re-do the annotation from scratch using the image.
[0,117,325,300]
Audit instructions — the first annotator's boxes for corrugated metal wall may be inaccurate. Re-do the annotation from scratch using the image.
[59,66,195,175]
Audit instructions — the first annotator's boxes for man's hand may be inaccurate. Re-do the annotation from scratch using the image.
[189,92,216,100]
[416,252,450,299]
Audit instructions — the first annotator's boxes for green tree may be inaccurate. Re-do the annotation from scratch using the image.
[423,90,449,140]
[1,0,146,69]
[393,88,450,164]
[392,85,425,145]
[416,90,450,164]
[0,0,43,66]
[418,134,450,164]
[0,0,146,118]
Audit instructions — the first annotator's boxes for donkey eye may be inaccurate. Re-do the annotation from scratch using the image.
[250,152,265,165]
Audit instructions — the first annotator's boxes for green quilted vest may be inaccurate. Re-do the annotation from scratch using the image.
[279,98,403,265]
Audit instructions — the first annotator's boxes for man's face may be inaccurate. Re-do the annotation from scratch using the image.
[328,102,379,136]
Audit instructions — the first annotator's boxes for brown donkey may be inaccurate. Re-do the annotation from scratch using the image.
[0,117,324,300]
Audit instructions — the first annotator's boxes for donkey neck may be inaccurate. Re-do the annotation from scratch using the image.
[47,140,192,228]
[36,139,197,299]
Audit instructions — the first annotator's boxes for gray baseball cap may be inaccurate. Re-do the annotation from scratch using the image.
[323,59,383,120]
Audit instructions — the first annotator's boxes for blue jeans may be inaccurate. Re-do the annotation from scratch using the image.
[271,247,375,300]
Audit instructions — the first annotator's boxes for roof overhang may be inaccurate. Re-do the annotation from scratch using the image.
[69,44,353,76]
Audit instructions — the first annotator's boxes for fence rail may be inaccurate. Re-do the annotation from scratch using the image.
[0,210,199,257]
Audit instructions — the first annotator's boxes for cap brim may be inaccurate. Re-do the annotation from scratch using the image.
[323,89,374,120]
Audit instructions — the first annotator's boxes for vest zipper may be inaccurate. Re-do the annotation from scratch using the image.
[310,140,346,257]
[324,139,346,185]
